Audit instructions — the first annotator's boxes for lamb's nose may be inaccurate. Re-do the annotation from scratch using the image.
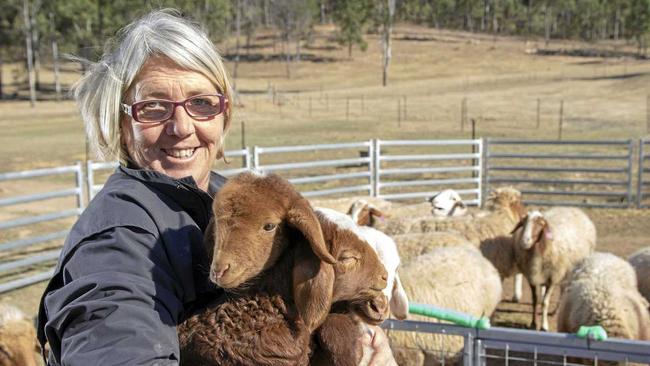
[211,264,230,282]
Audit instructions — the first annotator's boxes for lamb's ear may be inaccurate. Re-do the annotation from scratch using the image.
[203,217,216,263]
[368,205,386,220]
[293,244,335,332]
[390,273,409,320]
[287,199,336,264]
[510,215,527,234]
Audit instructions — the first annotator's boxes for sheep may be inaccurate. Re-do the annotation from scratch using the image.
[429,189,468,217]
[511,207,597,331]
[178,172,390,366]
[315,207,410,319]
[373,188,526,302]
[628,246,650,304]
[557,252,650,341]
[388,245,503,365]
[0,303,39,366]
[309,196,392,218]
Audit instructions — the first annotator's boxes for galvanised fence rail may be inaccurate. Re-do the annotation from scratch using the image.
[382,319,650,366]
[485,139,635,208]
[0,163,84,293]
[638,138,650,208]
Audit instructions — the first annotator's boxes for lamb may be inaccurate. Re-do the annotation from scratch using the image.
[628,247,650,304]
[511,207,597,331]
[429,189,468,217]
[178,172,390,366]
[388,245,502,365]
[557,252,650,341]
[373,188,526,302]
[0,303,39,366]
[315,207,410,319]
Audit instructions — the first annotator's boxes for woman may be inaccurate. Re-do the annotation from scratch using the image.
[37,9,396,366]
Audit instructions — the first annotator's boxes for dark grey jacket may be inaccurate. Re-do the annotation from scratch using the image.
[37,166,226,365]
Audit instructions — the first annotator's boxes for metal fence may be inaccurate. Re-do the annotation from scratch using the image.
[638,138,650,208]
[0,163,84,293]
[383,319,650,366]
[485,139,635,208]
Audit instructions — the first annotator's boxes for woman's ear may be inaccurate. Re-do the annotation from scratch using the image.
[287,199,336,264]
[293,244,334,332]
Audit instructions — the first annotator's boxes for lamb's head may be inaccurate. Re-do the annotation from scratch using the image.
[429,189,467,217]
[347,200,387,226]
[315,211,390,324]
[511,210,553,252]
[208,172,336,289]
[486,186,526,220]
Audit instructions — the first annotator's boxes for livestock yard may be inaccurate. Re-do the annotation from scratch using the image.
[2,23,650,364]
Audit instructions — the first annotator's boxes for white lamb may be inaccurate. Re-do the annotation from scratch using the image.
[388,245,502,365]
[628,246,650,304]
[315,207,410,319]
[511,207,596,331]
[557,252,650,341]
[429,189,468,217]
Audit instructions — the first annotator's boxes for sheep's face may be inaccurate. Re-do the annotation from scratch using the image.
[487,187,526,219]
[429,189,467,217]
[208,172,335,289]
[347,200,386,226]
[512,211,552,251]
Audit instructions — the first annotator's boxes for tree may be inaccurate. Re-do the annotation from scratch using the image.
[377,0,396,86]
[269,0,318,78]
[332,0,374,59]
[627,0,650,55]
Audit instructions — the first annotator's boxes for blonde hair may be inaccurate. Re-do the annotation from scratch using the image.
[73,9,233,165]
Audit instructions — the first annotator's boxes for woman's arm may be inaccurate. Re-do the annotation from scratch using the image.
[42,226,185,366]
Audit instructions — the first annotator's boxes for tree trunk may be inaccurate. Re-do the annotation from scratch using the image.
[382,0,395,87]
[31,0,41,91]
[614,5,620,41]
[544,3,550,45]
[23,0,36,106]
[285,37,292,79]
[320,0,326,24]
[50,13,61,101]
[233,0,241,83]
[527,0,533,40]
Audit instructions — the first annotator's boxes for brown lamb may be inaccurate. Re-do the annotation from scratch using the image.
[178,172,389,366]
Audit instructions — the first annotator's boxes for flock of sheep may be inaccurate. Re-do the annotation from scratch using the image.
[1,174,650,365]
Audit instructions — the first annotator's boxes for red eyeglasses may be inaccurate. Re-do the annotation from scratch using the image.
[121,93,227,123]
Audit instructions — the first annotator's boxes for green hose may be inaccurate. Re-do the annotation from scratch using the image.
[408,303,491,330]
[576,325,608,341]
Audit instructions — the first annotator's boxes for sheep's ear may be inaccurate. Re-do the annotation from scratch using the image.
[293,244,335,332]
[390,273,409,320]
[510,215,527,234]
[288,199,336,264]
[203,217,216,263]
[368,206,386,220]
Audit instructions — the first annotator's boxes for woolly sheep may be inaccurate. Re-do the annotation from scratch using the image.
[388,245,503,365]
[628,246,650,304]
[557,252,650,341]
[429,189,468,217]
[379,188,526,302]
[0,303,39,366]
[392,231,470,263]
[512,207,596,331]
[178,173,389,366]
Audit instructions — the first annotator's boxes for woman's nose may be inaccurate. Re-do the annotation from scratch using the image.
[165,105,195,137]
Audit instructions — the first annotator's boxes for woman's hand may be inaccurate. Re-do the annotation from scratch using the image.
[360,325,397,366]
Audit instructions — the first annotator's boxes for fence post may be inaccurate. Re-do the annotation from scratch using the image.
[75,161,85,210]
[628,139,635,208]
[463,332,474,366]
[558,100,564,140]
[241,121,247,168]
[86,160,94,203]
[245,148,251,171]
[368,139,375,197]
[373,139,380,198]
[478,138,484,207]
[536,98,541,129]
[646,95,649,133]
[481,138,490,208]
[638,139,645,209]
[253,146,260,172]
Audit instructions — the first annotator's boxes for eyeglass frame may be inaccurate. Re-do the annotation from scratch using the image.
[121,93,227,123]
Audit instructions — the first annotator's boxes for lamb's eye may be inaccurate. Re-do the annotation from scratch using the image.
[340,256,358,265]
[263,223,277,232]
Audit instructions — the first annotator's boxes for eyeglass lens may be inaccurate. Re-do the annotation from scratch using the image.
[135,95,222,122]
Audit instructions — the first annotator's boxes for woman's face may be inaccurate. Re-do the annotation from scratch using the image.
[121,56,225,191]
